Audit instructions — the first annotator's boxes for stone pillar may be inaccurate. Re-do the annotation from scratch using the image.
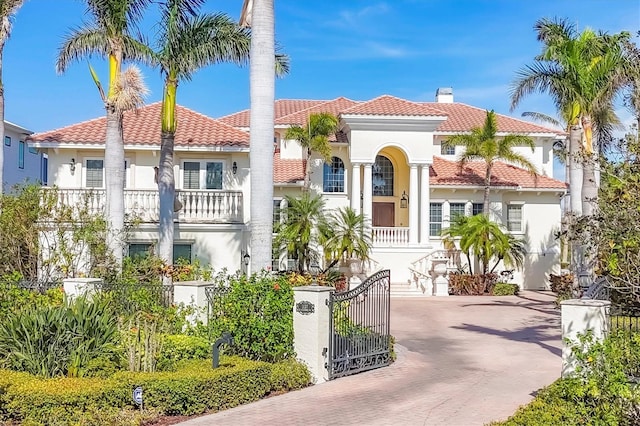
[442,200,451,229]
[362,163,373,224]
[350,163,361,214]
[173,281,212,324]
[561,299,611,377]
[420,164,430,245]
[431,259,449,296]
[408,164,419,245]
[293,286,333,384]
[63,278,101,300]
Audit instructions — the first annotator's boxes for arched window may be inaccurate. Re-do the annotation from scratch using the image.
[372,155,394,196]
[323,157,345,192]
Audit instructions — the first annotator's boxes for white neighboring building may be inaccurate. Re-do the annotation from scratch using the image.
[3,121,44,190]
[28,89,566,292]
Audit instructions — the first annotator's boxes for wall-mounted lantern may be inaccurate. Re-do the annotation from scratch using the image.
[232,161,238,175]
[400,190,409,209]
[70,158,76,175]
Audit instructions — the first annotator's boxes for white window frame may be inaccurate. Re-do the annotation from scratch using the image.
[322,156,347,194]
[506,202,524,233]
[180,160,226,190]
[84,157,131,189]
[440,142,455,156]
[429,201,443,237]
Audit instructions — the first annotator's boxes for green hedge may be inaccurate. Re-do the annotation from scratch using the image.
[492,283,519,296]
[0,357,311,425]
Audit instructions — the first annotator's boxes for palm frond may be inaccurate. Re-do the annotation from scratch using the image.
[113,65,148,113]
[57,27,109,73]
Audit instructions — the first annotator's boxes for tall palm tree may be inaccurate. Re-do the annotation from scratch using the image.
[0,0,26,194]
[245,0,275,273]
[275,193,326,273]
[153,0,253,272]
[444,110,537,216]
[284,112,339,191]
[510,18,628,217]
[57,0,151,268]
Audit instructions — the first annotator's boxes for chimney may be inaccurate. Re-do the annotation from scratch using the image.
[435,87,453,103]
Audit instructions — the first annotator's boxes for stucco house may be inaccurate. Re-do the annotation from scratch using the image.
[2,121,45,190]
[28,88,566,294]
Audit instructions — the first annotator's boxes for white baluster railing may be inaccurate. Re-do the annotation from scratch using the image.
[47,188,243,224]
[372,227,410,247]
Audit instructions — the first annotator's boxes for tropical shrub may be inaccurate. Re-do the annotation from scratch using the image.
[492,283,519,296]
[0,296,119,378]
[209,271,294,362]
[448,272,498,295]
[157,334,211,372]
[549,273,575,304]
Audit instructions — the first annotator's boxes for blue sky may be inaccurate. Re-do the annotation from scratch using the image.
[4,0,639,137]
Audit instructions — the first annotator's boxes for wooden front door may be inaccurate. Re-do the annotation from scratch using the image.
[373,202,395,227]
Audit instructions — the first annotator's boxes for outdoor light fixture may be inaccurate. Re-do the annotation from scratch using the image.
[232,161,238,175]
[70,158,76,175]
[400,190,409,209]
[243,251,250,267]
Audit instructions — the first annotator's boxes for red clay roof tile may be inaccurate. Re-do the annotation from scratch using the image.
[218,99,326,127]
[273,152,305,184]
[341,95,447,117]
[430,156,566,189]
[29,102,249,148]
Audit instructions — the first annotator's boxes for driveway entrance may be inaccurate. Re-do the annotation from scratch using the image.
[180,291,561,426]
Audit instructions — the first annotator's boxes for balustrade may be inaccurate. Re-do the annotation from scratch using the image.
[372,227,410,247]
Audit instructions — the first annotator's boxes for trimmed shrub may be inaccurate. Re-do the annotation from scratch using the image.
[449,273,498,295]
[492,283,519,296]
[209,272,294,362]
[157,334,211,371]
[0,356,309,424]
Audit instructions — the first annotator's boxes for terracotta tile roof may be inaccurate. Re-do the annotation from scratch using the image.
[28,102,249,148]
[218,99,326,127]
[274,152,305,184]
[425,102,560,134]
[341,95,447,117]
[275,97,360,126]
[430,156,567,189]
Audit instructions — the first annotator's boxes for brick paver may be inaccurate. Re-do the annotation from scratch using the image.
[179,291,561,426]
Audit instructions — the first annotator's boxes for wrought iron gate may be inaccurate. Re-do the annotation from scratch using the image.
[327,269,391,380]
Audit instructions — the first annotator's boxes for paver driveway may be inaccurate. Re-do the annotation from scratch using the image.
[179,291,561,426]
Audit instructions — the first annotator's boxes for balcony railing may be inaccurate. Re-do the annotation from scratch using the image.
[47,188,244,224]
[372,227,409,247]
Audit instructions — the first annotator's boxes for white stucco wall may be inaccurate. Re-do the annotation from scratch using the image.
[349,129,434,164]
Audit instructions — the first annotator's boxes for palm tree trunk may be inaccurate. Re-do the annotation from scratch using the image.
[158,131,175,280]
[483,163,492,216]
[104,105,125,268]
[568,124,583,215]
[248,0,275,273]
[581,115,597,217]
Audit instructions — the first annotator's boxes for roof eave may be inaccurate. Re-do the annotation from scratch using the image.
[430,184,566,192]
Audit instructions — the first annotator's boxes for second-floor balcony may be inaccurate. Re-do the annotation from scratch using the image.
[48,188,244,224]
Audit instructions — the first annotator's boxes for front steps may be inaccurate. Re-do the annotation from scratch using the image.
[390,281,431,297]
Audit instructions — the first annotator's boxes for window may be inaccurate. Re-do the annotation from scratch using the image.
[41,156,48,185]
[28,146,38,155]
[183,161,223,189]
[18,141,25,169]
[372,155,394,196]
[128,243,192,264]
[85,159,104,187]
[4,136,10,146]
[273,199,283,227]
[440,142,455,155]
[450,203,466,221]
[430,203,443,237]
[472,203,483,216]
[507,204,523,232]
[323,157,345,192]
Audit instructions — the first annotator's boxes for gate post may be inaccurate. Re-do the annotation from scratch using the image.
[561,299,610,377]
[293,285,333,384]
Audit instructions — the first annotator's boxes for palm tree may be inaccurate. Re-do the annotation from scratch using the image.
[441,214,524,276]
[284,112,339,191]
[444,110,537,216]
[0,0,24,194]
[510,18,628,217]
[153,0,253,271]
[320,207,372,270]
[57,0,151,268]
[275,193,326,273]
[243,0,292,273]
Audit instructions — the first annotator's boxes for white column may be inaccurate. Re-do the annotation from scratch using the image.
[173,280,212,324]
[350,163,361,214]
[420,164,430,245]
[561,299,610,377]
[442,200,451,229]
[362,163,373,224]
[293,286,333,383]
[408,164,419,244]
